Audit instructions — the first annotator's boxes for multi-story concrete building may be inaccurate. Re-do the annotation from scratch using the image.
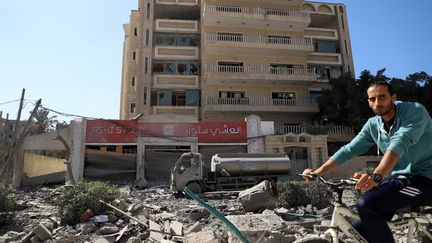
[120,0,354,128]
[115,0,367,179]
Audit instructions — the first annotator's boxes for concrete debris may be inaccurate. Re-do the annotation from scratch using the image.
[0,182,429,243]
[237,180,278,212]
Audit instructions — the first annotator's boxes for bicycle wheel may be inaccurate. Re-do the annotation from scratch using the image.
[293,236,331,243]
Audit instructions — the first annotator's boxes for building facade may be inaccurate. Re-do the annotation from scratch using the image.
[114,0,365,180]
[119,0,354,128]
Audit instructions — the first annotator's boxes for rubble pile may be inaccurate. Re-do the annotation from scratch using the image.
[0,182,430,243]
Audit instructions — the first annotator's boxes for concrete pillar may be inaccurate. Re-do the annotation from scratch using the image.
[137,142,146,182]
[246,115,265,153]
[70,117,86,182]
[11,144,24,188]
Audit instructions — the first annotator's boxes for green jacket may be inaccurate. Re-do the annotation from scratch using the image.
[331,101,432,179]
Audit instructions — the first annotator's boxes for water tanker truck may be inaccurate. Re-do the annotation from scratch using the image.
[170,152,291,193]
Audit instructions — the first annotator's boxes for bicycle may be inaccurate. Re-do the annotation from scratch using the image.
[294,174,432,243]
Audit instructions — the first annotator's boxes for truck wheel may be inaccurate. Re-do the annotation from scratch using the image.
[186,182,203,194]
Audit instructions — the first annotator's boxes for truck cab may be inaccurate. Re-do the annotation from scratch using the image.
[170,152,204,193]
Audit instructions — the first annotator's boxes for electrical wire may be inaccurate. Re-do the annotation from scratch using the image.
[0,99,21,106]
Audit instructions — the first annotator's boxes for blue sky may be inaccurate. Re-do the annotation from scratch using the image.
[1,0,431,122]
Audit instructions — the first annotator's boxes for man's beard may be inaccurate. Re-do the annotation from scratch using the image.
[374,103,393,116]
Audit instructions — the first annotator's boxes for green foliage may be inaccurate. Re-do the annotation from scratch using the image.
[277,181,332,209]
[315,69,432,131]
[0,183,16,225]
[28,108,58,135]
[359,166,375,174]
[57,180,122,225]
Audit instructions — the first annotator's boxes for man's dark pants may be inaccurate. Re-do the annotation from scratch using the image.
[352,174,432,243]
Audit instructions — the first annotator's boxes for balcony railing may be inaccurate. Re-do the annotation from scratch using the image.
[205,5,309,18]
[205,65,317,81]
[274,125,355,135]
[205,33,313,49]
[205,97,318,112]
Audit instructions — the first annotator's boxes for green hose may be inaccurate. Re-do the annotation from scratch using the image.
[184,187,250,243]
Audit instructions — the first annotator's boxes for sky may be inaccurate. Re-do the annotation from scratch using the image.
[1,0,431,122]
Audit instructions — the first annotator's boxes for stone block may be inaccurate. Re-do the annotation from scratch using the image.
[33,224,51,241]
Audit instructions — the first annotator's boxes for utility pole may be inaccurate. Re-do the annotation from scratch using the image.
[10,98,42,187]
[0,89,25,182]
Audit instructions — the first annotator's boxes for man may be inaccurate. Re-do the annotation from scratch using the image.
[303,81,432,242]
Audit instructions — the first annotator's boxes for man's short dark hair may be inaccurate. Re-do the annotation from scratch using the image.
[369,81,395,95]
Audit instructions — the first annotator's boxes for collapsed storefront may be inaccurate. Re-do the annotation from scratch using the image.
[12,115,373,187]
[84,119,247,182]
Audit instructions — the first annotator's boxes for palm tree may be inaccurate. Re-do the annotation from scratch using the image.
[29,108,58,135]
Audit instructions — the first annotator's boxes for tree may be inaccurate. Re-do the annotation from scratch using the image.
[315,72,369,129]
[28,108,58,135]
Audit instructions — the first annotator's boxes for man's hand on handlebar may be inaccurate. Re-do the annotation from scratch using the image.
[353,172,378,193]
[301,168,318,182]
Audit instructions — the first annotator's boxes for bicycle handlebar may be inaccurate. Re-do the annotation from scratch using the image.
[297,173,358,187]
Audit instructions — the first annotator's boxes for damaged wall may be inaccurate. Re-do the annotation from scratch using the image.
[12,118,85,187]
[23,153,66,177]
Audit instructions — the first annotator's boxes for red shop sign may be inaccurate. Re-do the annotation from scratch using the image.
[86,120,247,143]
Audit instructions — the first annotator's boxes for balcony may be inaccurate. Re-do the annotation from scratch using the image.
[235,0,303,5]
[142,106,199,123]
[304,27,338,40]
[307,53,342,65]
[154,46,199,59]
[203,4,310,30]
[274,124,355,141]
[204,97,318,113]
[156,0,198,6]
[204,34,313,56]
[153,74,199,89]
[204,65,317,84]
[155,19,199,33]
[152,106,198,115]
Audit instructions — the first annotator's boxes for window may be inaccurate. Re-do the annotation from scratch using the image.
[219,91,247,105]
[132,51,136,60]
[130,103,136,113]
[146,3,150,18]
[217,61,244,73]
[344,39,348,55]
[145,29,150,45]
[272,92,295,105]
[267,35,291,44]
[340,15,345,30]
[314,40,340,53]
[173,91,186,106]
[309,90,322,101]
[145,57,148,74]
[217,32,243,42]
[134,28,138,36]
[186,90,199,106]
[154,33,200,47]
[154,90,199,106]
[152,60,200,75]
[143,87,147,105]
[131,77,135,86]
[157,90,172,106]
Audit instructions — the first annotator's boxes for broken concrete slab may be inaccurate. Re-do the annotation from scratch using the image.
[33,223,52,241]
[149,220,164,243]
[184,221,201,235]
[170,220,183,236]
[184,229,221,243]
[225,210,288,243]
[238,180,278,212]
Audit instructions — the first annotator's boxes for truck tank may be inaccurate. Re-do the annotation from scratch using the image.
[210,153,291,176]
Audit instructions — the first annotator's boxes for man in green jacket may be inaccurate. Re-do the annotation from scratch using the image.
[303,81,432,242]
